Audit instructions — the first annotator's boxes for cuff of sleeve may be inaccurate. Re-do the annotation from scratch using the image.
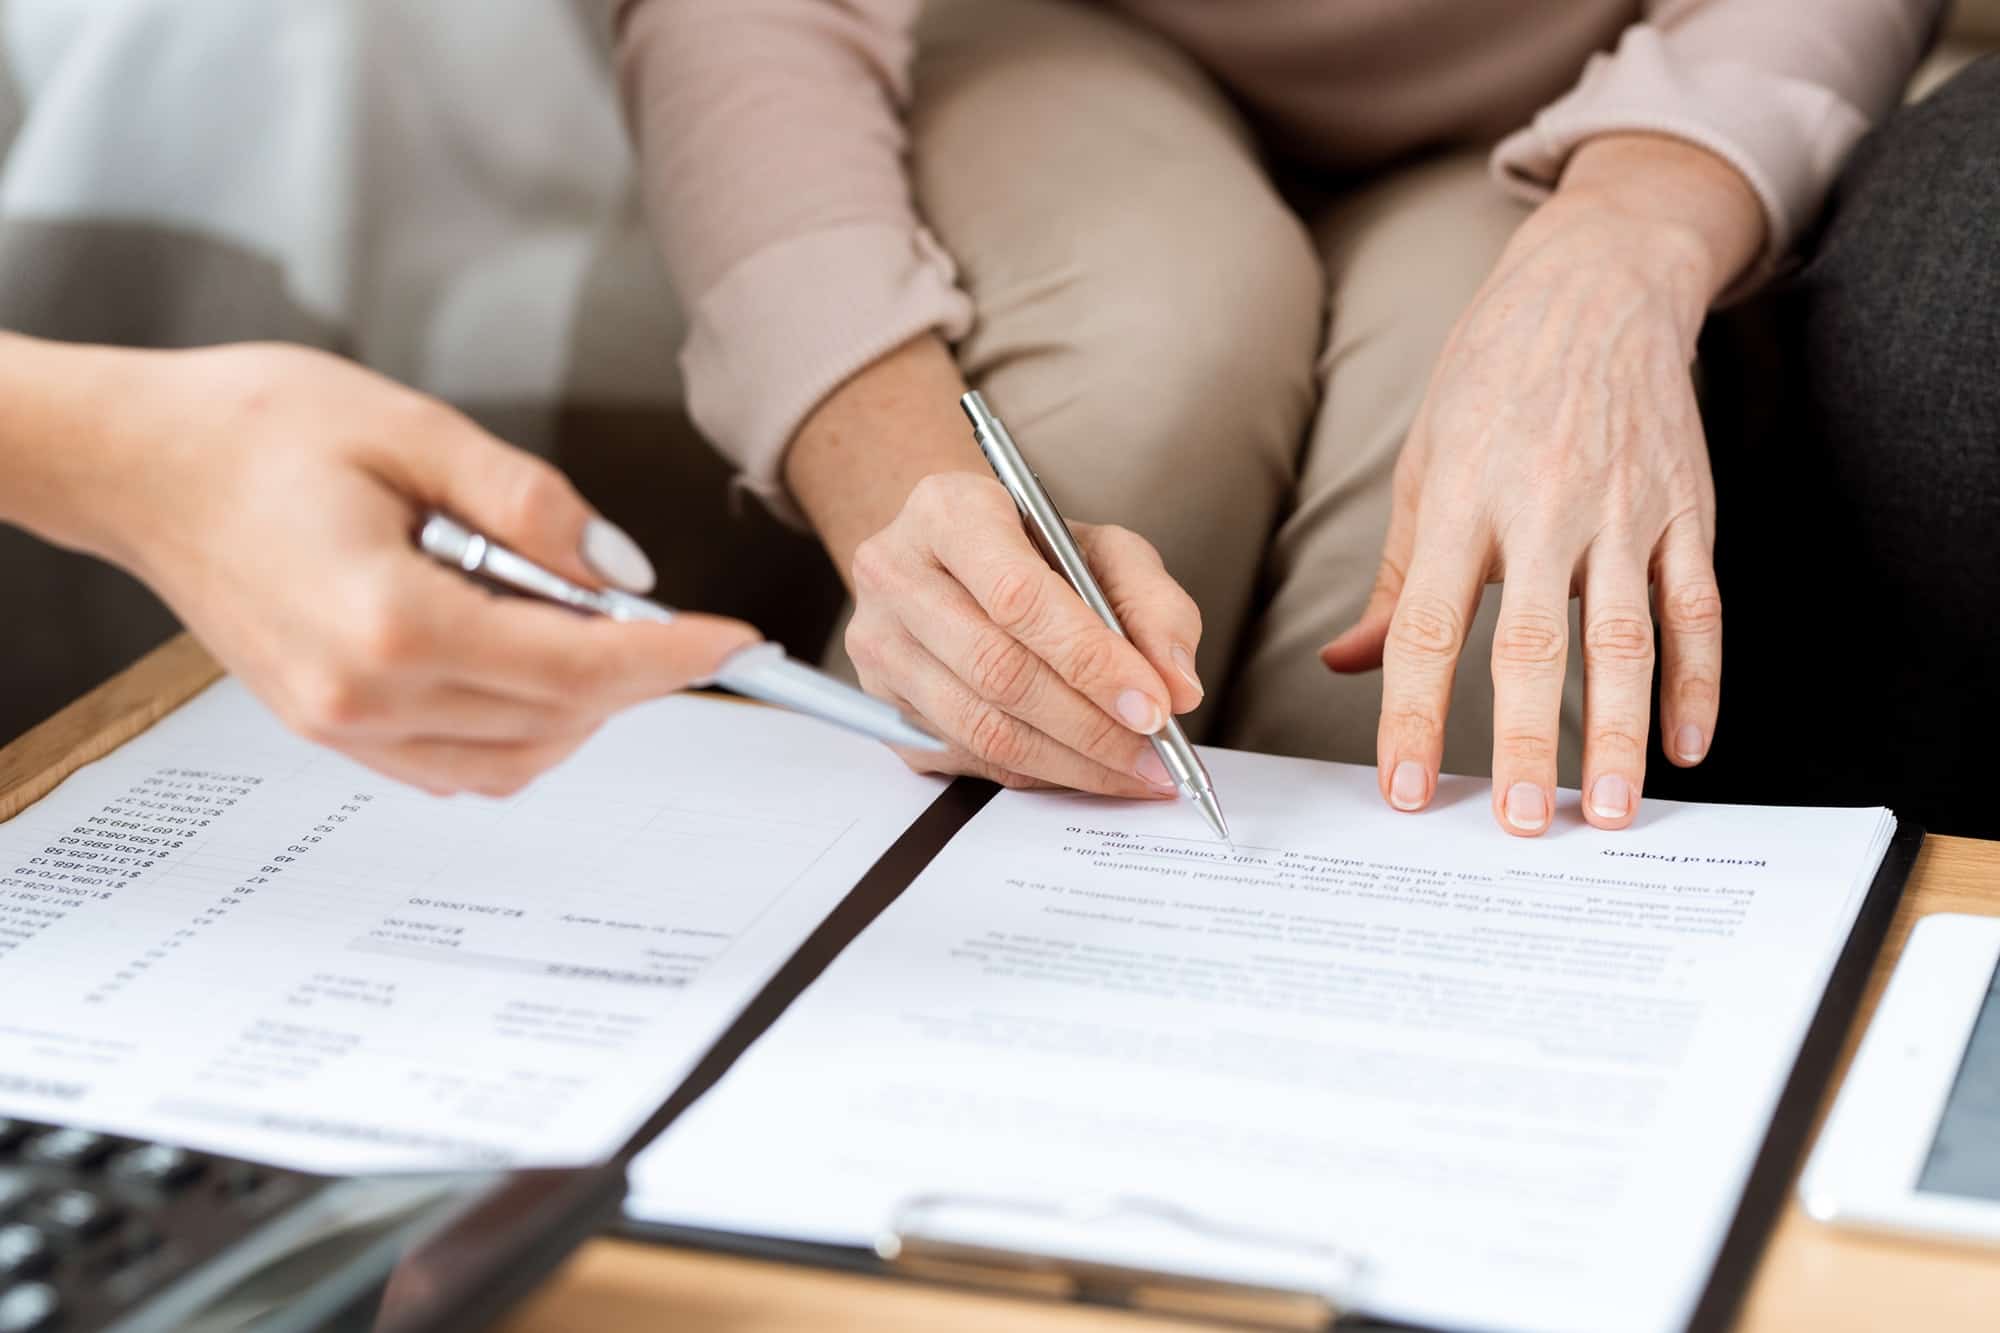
[1490,27,1871,301]
[680,221,975,528]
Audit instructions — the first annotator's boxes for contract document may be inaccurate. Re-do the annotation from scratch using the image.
[0,681,942,1173]
[628,750,1898,1333]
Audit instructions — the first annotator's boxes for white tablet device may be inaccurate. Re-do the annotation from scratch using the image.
[1801,913,2000,1245]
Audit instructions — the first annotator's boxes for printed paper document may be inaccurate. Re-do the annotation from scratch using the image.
[628,750,1894,1333]
[0,681,942,1173]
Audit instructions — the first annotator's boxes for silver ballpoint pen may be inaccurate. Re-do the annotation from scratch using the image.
[960,391,1231,841]
[416,512,946,754]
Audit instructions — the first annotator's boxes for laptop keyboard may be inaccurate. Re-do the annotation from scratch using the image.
[0,1116,326,1332]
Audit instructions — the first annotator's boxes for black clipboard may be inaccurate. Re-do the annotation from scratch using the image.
[609,780,1924,1332]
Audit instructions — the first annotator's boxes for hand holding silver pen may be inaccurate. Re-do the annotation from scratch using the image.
[825,381,1218,831]
[960,393,1230,840]
[73,346,811,800]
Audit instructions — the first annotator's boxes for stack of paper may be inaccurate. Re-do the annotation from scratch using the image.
[0,680,1900,1332]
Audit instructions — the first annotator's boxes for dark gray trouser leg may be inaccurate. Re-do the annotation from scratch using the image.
[1660,58,2000,837]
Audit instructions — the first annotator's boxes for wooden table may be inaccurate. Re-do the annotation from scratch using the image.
[5,636,1997,1332]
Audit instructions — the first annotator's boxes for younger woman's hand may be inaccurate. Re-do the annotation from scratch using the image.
[79,342,760,795]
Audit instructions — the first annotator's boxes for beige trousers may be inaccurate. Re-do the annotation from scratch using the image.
[900,0,1585,779]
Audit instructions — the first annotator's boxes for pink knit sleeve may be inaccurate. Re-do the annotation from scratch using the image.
[1491,0,1943,295]
[614,0,973,519]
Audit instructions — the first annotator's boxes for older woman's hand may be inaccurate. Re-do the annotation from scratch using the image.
[1320,134,1767,836]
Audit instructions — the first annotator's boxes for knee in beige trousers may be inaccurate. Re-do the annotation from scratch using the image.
[893,0,1584,777]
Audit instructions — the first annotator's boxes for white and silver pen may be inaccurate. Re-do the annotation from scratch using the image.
[416,512,946,754]
[960,392,1231,841]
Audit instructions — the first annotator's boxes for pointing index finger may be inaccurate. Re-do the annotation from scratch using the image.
[1375,541,1488,816]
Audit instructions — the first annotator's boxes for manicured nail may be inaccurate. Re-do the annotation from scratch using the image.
[581,517,656,593]
[1504,782,1549,832]
[1589,773,1631,821]
[1675,724,1706,764]
[1136,750,1174,789]
[1116,689,1166,735]
[1389,760,1427,811]
[1170,644,1204,699]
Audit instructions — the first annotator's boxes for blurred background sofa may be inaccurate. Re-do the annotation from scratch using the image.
[0,0,1994,745]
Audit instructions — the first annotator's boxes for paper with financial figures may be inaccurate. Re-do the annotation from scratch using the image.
[628,750,1895,1333]
[0,681,942,1173]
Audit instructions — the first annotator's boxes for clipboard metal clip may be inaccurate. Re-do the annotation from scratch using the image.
[877,1192,1367,1330]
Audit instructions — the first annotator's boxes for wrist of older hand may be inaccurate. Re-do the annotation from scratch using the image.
[782,332,985,584]
[1504,191,1720,343]
[1539,133,1768,310]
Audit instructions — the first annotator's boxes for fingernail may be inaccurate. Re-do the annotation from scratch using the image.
[1675,724,1706,763]
[1136,750,1174,789]
[1170,644,1203,699]
[581,517,656,593]
[1116,689,1166,735]
[1589,773,1631,821]
[1505,782,1549,832]
[1389,760,1427,811]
